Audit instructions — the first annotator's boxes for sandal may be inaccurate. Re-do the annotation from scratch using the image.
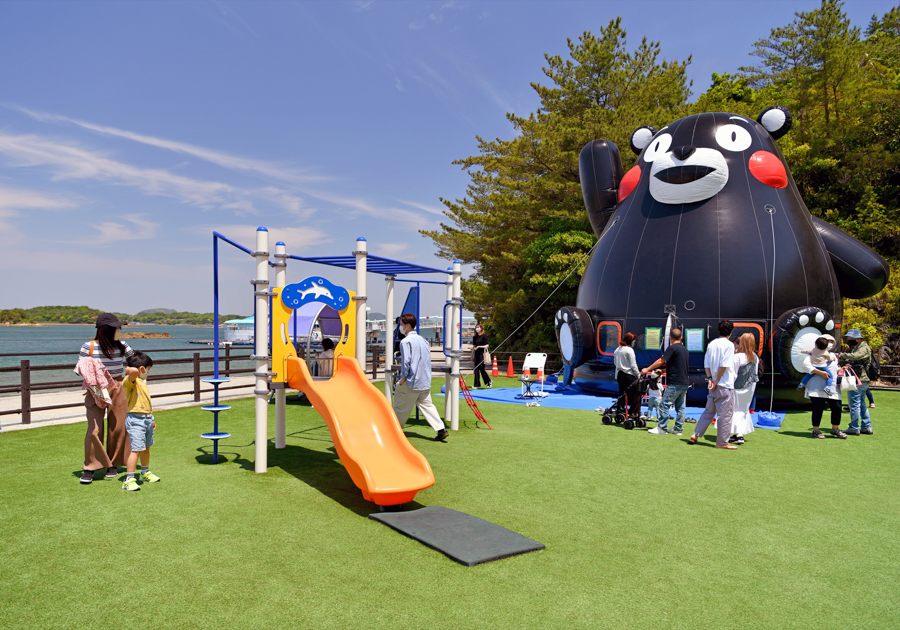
[812,429,825,439]
[715,444,739,450]
[688,435,698,445]
[830,429,847,439]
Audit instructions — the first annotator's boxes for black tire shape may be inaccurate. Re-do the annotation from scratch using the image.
[623,419,634,430]
[601,414,613,425]
[555,306,597,385]
[771,306,835,382]
[636,418,646,428]
[615,413,625,424]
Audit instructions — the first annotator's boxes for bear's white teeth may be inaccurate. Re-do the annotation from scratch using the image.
[649,148,729,205]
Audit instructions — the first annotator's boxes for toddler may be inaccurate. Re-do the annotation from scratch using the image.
[646,371,663,420]
[798,336,837,396]
[122,352,160,491]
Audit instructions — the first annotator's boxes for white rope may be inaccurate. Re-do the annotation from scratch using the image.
[466,237,602,375]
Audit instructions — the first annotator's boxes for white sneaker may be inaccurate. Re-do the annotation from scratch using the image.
[647,426,667,435]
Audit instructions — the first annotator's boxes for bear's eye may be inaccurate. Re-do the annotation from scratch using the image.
[642,133,673,163]
[715,124,752,152]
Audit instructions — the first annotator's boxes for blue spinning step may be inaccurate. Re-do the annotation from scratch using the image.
[201,377,231,463]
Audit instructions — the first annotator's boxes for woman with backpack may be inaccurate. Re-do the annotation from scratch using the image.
[839,329,874,436]
[729,333,759,445]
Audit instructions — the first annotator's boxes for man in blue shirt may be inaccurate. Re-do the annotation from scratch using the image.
[393,313,448,441]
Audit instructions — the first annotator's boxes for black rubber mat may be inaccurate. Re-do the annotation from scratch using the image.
[369,506,545,566]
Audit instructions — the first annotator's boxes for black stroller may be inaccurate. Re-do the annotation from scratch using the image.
[600,372,653,430]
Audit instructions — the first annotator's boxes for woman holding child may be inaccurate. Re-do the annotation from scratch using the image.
[802,334,847,439]
[78,313,133,484]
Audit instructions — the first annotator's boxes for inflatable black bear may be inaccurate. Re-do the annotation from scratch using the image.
[555,107,889,404]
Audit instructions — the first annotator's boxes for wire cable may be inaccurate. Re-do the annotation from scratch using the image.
[465,237,603,375]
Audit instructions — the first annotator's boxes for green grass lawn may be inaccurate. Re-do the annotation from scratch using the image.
[1,377,898,629]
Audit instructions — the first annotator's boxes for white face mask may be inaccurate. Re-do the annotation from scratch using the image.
[138,368,148,380]
[475,328,482,334]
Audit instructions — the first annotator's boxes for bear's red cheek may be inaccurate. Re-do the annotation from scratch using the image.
[748,151,787,188]
[618,165,641,202]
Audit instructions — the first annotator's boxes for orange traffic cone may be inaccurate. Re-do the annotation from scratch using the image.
[491,356,499,377]
[507,356,514,378]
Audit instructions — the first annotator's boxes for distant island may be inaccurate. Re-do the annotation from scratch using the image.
[120,331,173,339]
[0,306,247,326]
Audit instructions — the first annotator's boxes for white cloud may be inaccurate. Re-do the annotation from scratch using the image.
[193,224,333,251]
[0,133,313,217]
[9,105,328,184]
[76,214,159,245]
[396,198,445,216]
[376,242,409,256]
[0,183,77,211]
[355,0,375,10]
[409,22,424,30]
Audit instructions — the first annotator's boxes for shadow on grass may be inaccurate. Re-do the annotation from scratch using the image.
[196,435,427,517]
[778,430,841,439]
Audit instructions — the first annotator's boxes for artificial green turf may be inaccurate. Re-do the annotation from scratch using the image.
[1,377,898,629]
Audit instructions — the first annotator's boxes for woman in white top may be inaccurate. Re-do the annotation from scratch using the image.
[802,335,847,439]
[730,333,759,445]
[613,332,641,419]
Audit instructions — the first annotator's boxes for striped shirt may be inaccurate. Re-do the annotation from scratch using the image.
[79,341,134,378]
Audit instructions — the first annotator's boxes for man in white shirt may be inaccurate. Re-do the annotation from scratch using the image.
[393,313,449,441]
[689,320,738,449]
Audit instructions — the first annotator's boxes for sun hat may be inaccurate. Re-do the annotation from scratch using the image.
[95,313,127,328]
[843,329,863,339]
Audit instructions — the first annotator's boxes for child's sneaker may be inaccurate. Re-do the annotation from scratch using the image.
[139,471,160,483]
[796,384,804,390]
[122,478,140,491]
[823,386,835,396]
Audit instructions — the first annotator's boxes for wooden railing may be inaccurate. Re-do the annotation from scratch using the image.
[0,347,253,424]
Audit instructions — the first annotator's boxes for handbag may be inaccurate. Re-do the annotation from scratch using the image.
[839,367,859,392]
[483,349,491,366]
[734,360,759,389]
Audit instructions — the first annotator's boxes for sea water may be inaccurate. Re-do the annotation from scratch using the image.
[0,325,235,388]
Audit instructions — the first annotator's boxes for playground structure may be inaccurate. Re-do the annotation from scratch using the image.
[204,228,464,505]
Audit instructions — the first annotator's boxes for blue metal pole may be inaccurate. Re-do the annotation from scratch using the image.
[214,234,219,379]
[213,234,219,464]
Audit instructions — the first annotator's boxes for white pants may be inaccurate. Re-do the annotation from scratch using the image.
[392,382,445,432]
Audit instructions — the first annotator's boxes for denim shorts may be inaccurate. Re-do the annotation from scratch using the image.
[126,413,154,452]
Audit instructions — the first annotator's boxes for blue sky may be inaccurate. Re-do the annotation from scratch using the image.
[0,0,893,317]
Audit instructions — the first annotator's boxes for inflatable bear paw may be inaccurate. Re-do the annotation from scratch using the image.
[555,306,596,385]
[771,306,837,382]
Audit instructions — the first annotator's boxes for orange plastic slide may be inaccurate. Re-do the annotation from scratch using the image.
[285,355,435,506]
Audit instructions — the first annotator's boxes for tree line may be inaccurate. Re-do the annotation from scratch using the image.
[425,1,900,359]
[0,306,246,326]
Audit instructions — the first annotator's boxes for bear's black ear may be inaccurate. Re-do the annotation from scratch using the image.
[757,106,792,139]
[630,126,658,156]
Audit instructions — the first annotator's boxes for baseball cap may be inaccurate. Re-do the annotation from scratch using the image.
[843,328,863,339]
[95,313,127,328]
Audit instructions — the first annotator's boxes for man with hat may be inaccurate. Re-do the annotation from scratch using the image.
[839,329,874,436]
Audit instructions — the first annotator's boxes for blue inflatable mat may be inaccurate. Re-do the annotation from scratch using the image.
[438,384,786,428]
